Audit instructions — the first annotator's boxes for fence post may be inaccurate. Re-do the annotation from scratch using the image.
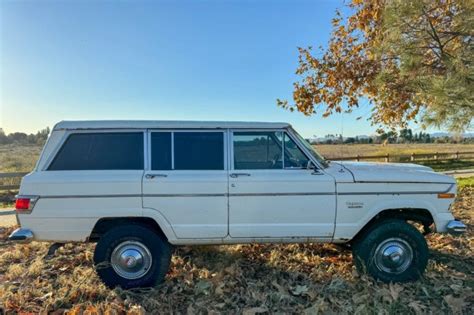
[455,151,459,160]
[411,153,415,161]
[385,154,389,162]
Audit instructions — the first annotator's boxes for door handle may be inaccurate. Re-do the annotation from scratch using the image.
[145,174,168,179]
[230,173,251,178]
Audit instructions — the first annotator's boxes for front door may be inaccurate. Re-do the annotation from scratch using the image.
[142,130,228,239]
[228,130,336,239]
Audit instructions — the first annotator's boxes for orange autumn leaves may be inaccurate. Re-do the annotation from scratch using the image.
[279,0,473,133]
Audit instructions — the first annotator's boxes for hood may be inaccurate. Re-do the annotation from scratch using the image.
[336,161,455,184]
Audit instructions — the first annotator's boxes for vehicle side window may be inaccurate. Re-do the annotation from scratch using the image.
[174,132,224,170]
[48,132,144,170]
[151,131,224,170]
[284,133,309,168]
[233,132,283,169]
[151,132,172,170]
[233,131,310,170]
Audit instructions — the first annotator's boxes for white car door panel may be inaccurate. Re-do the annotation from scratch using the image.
[228,130,336,238]
[229,170,335,237]
[142,131,228,239]
[143,171,228,238]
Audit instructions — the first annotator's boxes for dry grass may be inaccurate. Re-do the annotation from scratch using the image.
[1,143,474,173]
[0,144,42,172]
[0,144,43,205]
[316,143,474,159]
[0,183,472,314]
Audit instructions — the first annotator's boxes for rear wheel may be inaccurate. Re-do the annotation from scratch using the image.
[352,219,428,283]
[93,225,172,289]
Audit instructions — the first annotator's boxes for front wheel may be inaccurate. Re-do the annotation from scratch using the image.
[93,225,172,289]
[352,219,428,283]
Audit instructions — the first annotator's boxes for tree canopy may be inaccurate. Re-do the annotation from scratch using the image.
[0,127,50,145]
[278,0,473,133]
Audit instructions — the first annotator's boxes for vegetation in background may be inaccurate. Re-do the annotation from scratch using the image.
[311,128,474,144]
[0,145,43,203]
[419,160,474,172]
[279,0,473,133]
[1,142,474,173]
[316,142,474,158]
[0,145,42,172]
[0,127,50,146]
[457,176,474,188]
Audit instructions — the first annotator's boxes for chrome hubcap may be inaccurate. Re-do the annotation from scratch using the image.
[374,238,413,274]
[111,241,152,280]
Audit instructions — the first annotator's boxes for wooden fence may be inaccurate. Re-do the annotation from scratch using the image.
[0,172,28,192]
[1,151,474,191]
[325,151,474,162]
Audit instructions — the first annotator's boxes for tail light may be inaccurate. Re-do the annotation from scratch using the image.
[15,195,39,214]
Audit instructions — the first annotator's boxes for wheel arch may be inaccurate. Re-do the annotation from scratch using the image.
[88,216,175,243]
[351,207,434,244]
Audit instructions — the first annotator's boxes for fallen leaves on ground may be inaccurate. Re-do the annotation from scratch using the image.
[0,187,472,314]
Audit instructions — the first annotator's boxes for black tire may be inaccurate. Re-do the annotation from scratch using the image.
[352,219,428,283]
[93,224,172,289]
[334,242,352,251]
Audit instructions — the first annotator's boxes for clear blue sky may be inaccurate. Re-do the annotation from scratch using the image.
[0,0,430,137]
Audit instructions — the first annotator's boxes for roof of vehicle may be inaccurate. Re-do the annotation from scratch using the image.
[53,120,291,130]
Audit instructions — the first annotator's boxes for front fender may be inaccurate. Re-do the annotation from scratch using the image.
[334,194,453,240]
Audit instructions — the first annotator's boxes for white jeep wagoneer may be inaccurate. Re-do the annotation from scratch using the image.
[9,120,466,288]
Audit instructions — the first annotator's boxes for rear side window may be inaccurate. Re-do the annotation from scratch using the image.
[48,132,144,170]
[174,132,224,170]
[151,132,172,170]
[151,131,224,170]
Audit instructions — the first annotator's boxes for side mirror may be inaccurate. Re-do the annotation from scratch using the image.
[307,161,324,175]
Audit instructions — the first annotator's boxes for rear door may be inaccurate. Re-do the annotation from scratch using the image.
[228,130,336,239]
[142,130,228,239]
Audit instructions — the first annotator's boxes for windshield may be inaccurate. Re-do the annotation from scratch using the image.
[291,128,329,168]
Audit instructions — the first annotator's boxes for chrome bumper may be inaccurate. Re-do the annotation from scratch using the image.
[446,220,467,234]
[8,228,34,242]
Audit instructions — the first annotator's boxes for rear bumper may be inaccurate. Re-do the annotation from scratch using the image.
[8,228,34,242]
[446,220,467,234]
